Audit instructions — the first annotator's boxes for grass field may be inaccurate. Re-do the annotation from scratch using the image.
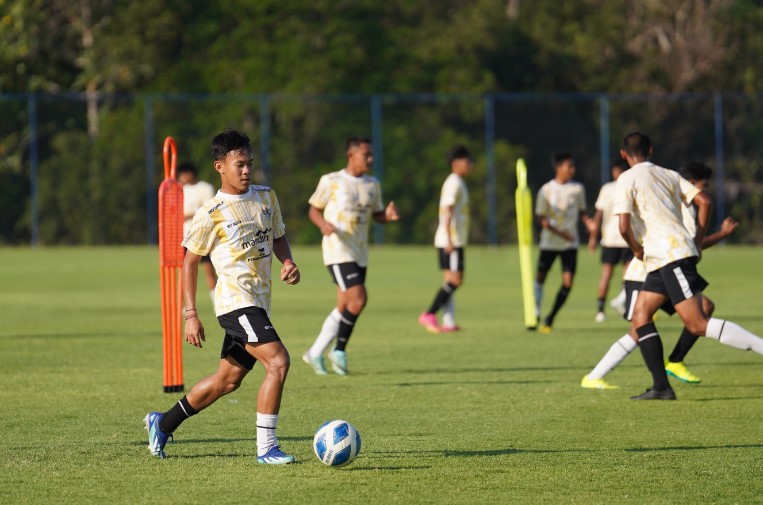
[2,245,763,504]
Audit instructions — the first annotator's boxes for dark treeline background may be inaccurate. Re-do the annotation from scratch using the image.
[2,0,763,245]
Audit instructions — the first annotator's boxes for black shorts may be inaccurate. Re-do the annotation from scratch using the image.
[538,249,578,275]
[601,247,633,266]
[623,280,676,322]
[641,257,709,307]
[437,248,465,272]
[217,306,281,370]
[328,262,367,292]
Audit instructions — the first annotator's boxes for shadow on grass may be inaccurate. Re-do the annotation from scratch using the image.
[687,396,763,402]
[625,443,763,452]
[129,435,312,447]
[347,465,433,471]
[395,380,555,387]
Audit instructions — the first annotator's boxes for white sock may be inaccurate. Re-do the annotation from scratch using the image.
[308,309,341,357]
[588,334,637,380]
[612,287,626,305]
[442,297,456,327]
[256,413,279,456]
[706,318,763,354]
[533,281,543,318]
[209,289,215,305]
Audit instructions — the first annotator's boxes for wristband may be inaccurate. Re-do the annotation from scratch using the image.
[185,313,198,321]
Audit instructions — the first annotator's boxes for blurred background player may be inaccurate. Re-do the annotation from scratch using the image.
[418,145,472,333]
[582,161,739,389]
[145,129,301,463]
[588,158,632,322]
[302,137,399,376]
[178,162,217,304]
[534,152,595,333]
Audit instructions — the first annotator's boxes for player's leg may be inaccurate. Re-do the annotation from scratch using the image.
[630,285,675,400]
[665,296,714,384]
[420,249,462,332]
[596,248,616,322]
[328,263,367,375]
[303,264,350,374]
[608,251,632,317]
[582,281,642,389]
[441,268,464,332]
[535,250,555,330]
[542,249,576,330]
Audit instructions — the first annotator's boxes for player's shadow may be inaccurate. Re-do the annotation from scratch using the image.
[625,443,763,452]
[393,366,587,376]
[394,379,554,387]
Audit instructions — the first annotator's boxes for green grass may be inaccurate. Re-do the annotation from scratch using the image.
[2,245,763,504]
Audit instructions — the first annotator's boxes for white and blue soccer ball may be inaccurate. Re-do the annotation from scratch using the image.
[313,420,361,467]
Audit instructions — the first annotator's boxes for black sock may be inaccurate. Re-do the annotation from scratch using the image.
[636,323,669,391]
[427,283,457,314]
[597,298,605,312]
[334,309,358,352]
[668,328,700,363]
[159,395,198,434]
[545,286,571,325]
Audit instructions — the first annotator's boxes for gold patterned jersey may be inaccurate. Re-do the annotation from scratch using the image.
[595,181,628,248]
[535,180,587,251]
[308,169,384,267]
[613,161,701,273]
[182,186,285,317]
[434,173,470,248]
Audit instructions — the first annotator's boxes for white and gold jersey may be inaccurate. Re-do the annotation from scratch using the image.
[182,180,216,236]
[535,180,587,251]
[595,181,628,248]
[434,173,469,248]
[182,186,285,317]
[613,162,700,273]
[308,169,384,267]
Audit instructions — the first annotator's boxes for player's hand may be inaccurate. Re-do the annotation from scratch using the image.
[319,222,337,236]
[185,315,206,348]
[385,201,400,222]
[721,217,739,237]
[444,242,455,254]
[584,218,597,234]
[280,260,300,285]
[633,245,644,261]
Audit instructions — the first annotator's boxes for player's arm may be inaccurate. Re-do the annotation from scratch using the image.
[618,213,643,261]
[182,251,206,348]
[440,204,455,253]
[273,234,300,285]
[702,217,738,249]
[308,205,336,236]
[691,191,713,257]
[586,209,601,252]
[373,201,399,224]
[537,215,574,242]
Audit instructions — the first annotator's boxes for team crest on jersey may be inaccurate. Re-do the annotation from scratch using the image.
[262,206,272,218]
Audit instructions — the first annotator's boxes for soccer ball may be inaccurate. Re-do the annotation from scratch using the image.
[313,420,361,467]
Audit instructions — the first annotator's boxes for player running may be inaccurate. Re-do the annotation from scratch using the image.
[534,152,595,333]
[588,159,632,322]
[302,137,399,376]
[582,161,740,389]
[144,129,300,463]
[418,145,472,333]
[609,132,762,400]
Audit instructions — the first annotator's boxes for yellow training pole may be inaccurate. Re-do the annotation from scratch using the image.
[515,158,536,329]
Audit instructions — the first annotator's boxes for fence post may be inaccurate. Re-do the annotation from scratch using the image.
[144,95,157,245]
[28,94,39,246]
[484,94,497,245]
[371,94,384,245]
[259,94,271,185]
[598,95,610,185]
[713,93,726,229]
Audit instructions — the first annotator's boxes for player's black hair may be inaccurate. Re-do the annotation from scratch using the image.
[551,152,573,169]
[622,132,651,158]
[448,145,472,166]
[345,137,372,152]
[176,162,197,176]
[680,161,713,182]
[610,158,629,172]
[211,129,252,161]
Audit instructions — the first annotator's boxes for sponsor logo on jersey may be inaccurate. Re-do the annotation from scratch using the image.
[226,220,242,229]
[242,228,272,249]
[207,201,224,214]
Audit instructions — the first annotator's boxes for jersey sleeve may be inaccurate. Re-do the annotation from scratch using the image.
[270,190,286,239]
[372,179,384,213]
[678,175,701,205]
[611,176,633,215]
[440,176,458,208]
[594,186,607,211]
[308,175,331,209]
[182,208,215,256]
[535,186,549,216]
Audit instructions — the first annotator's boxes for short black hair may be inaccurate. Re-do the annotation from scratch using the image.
[622,132,651,158]
[176,162,197,176]
[211,129,252,161]
[551,152,573,169]
[448,145,471,166]
[345,137,371,152]
[610,158,629,171]
[680,161,713,182]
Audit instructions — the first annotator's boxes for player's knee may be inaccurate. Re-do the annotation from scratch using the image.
[348,294,367,313]
[703,299,715,317]
[266,351,290,380]
[684,319,708,337]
